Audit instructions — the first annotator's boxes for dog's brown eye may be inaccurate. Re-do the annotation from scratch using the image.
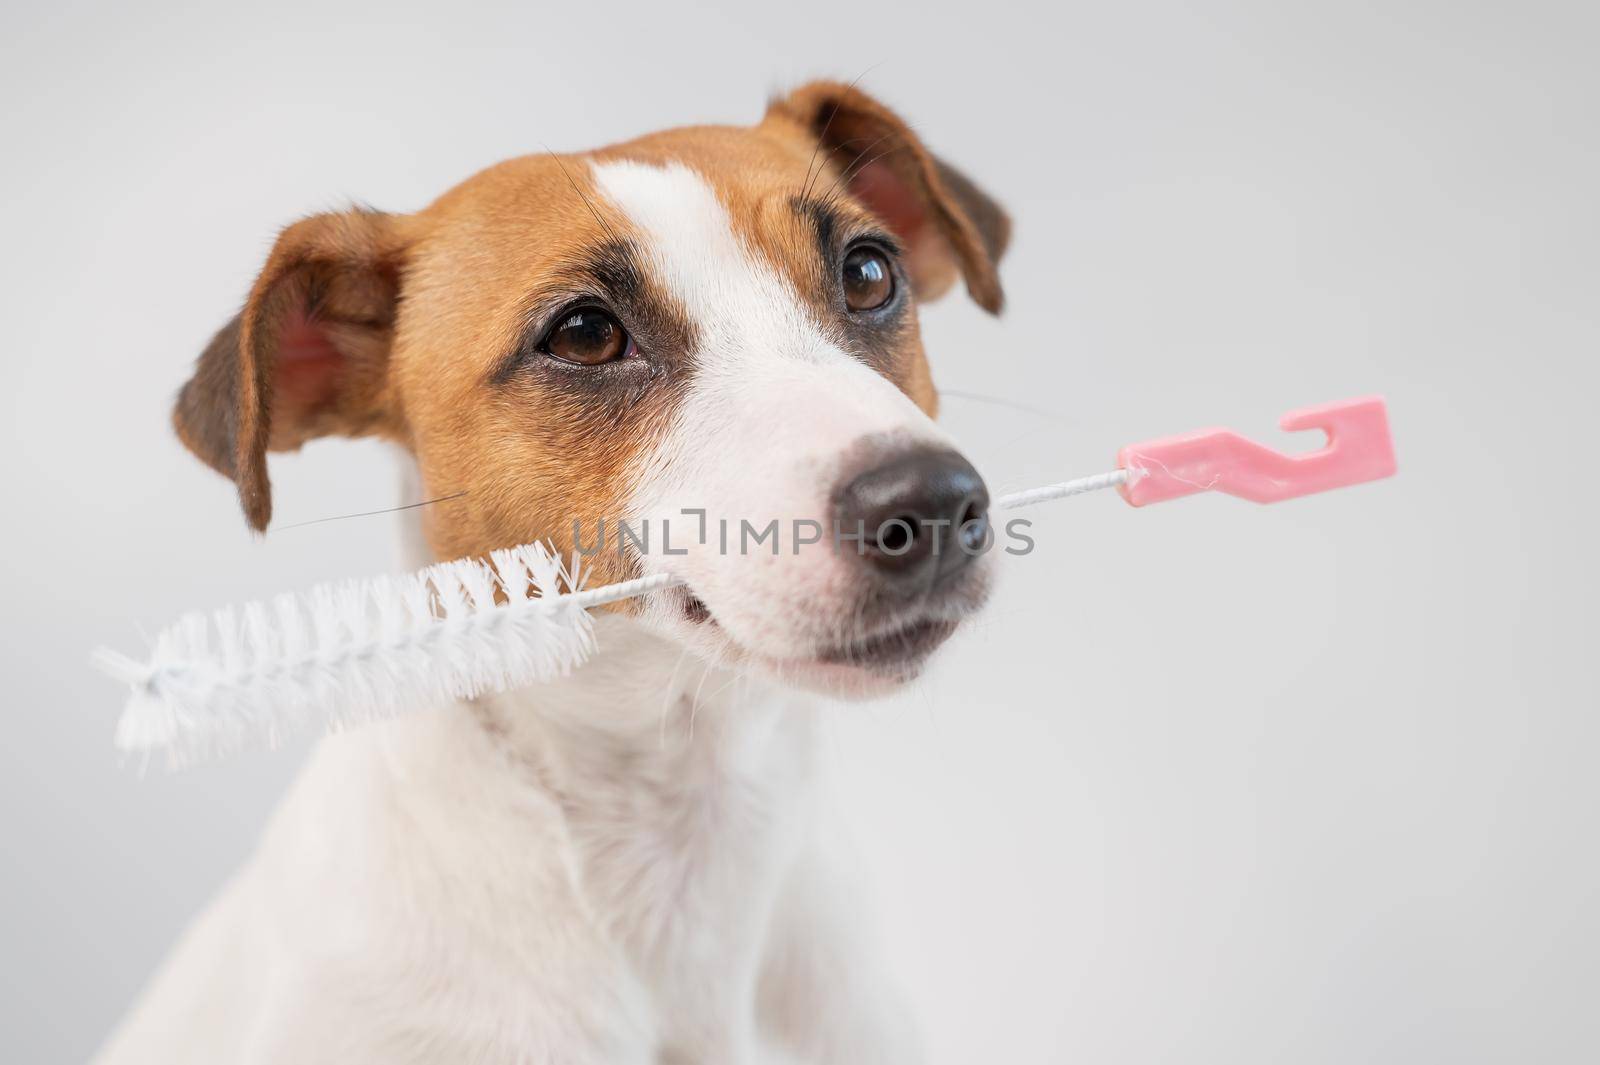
[842,246,895,312]
[543,308,629,365]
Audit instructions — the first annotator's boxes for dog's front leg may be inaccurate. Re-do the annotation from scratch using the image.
[755,844,923,1064]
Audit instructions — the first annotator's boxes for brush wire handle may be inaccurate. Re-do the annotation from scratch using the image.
[96,397,1398,767]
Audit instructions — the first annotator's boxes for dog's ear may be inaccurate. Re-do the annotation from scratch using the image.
[173,209,409,531]
[765,81,1011,313]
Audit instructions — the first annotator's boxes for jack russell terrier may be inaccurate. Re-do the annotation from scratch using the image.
[97,80,1010,1064]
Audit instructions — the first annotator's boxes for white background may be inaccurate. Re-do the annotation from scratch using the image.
[3,1,1596,1061]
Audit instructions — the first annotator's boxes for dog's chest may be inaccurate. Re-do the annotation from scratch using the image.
[564,701,811,952]
[486,671,822,1048]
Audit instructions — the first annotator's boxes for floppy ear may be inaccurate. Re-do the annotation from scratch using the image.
[765,81,1011,313]
[173,209,408,531]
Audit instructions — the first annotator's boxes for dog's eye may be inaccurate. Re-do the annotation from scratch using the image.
[542,307,630,365]
[842,246,895,312]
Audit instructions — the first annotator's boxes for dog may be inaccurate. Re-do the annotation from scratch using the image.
[95,81,1010,1064]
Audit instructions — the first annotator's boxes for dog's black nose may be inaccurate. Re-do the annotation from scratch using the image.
[834,447,990,589]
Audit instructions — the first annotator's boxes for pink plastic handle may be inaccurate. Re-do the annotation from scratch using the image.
[1116,396,1397,506]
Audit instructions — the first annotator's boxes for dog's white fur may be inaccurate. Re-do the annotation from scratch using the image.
[96,620,922,1064]
[98,162,972,1063]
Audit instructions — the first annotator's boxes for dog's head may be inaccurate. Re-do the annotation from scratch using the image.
[174,82,1010,696]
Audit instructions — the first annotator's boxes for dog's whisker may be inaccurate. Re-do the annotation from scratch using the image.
[660,643,693,751]
[274,490,469,531]
[545,145,623,247]
[798,64,881,200]
[816,128,913,209]
[938,389,1069,423]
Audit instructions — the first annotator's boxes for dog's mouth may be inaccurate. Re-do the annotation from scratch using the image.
[674,583,973,686]
[682,594,713,625]
[815,616,961,671]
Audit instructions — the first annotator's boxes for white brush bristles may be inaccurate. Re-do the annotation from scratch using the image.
[94,542,600,766]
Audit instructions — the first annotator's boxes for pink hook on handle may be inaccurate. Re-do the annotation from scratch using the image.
[1116,396,1397,506]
